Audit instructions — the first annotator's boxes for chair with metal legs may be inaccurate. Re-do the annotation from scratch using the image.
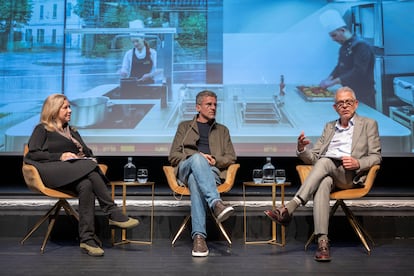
[296,164,380,254]
[163,163,240,246]
[21,145,107,253]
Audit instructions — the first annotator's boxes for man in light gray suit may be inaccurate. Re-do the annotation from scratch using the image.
[264,86,381,262]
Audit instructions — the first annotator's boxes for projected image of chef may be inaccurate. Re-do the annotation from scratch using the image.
[120,34,157,84]
[319,9,376,109]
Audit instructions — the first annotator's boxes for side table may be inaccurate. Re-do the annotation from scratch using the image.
[109,181,155,245]
[243,181,291,246]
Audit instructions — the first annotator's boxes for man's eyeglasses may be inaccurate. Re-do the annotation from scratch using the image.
[335,99,356,108]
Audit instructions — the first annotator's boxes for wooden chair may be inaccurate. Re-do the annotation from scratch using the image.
[21,145,108,253]
[163,163,240,246]
[296,164,380,254]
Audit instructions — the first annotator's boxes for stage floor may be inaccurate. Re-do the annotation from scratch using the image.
[1,237,414,275]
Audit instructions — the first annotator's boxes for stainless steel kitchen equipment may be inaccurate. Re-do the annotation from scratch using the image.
[70,96,154,129]
[83,103,154,129]
[389,106,414,153]
[241,102,282,124]
[381,1,414,113]
[350,1,414,114]
[393,77,414,107]
[70,96,110,128]
[118,78,167,108]
[390,76,414,152]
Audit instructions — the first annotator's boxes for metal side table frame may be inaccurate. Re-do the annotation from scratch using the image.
[243,181,291,246]
[109,181,155,245]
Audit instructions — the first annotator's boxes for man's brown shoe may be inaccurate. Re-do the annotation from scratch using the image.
[213,200,234,223]
[263,207,292,226]
[314,239,331,262]
[192,234,209,257]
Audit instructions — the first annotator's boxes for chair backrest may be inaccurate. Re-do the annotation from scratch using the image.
[163,163,240,196]
[296,165,313,185]
[295,164,380,200]
[22,145,108,199]
[330,164,380,200]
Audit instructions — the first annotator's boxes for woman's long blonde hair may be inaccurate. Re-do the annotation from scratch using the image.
[40,93,68,131]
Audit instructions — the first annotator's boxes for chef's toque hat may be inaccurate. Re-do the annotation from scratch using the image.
[129,19,144,29]
[129,19,145,38]
[319,9,346,32]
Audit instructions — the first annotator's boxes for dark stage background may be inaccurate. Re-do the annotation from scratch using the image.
[4,155,413,197]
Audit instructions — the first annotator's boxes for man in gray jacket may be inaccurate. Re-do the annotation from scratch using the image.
[264,86,381,262]
[168,90,236,257]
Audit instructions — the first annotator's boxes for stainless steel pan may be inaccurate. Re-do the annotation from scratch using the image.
[70,96,111,128]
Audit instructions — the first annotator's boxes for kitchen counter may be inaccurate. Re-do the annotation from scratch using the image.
[5,84,411,156]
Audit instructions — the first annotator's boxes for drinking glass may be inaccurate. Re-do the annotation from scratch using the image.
[275,169,286,184]
[252,169,263,184]
[137,168,148,183]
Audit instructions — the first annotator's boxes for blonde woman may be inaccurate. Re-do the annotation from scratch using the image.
[24,94,139,256]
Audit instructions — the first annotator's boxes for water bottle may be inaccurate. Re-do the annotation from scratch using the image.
[262,157,276,183]
[123,157,136,182]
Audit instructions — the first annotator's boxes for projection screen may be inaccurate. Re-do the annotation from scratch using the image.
[1,0,414,157]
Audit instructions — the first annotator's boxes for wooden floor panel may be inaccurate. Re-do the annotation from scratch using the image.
[1,237,413,275]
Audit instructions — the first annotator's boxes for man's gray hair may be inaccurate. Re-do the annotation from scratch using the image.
[196,90,217,105]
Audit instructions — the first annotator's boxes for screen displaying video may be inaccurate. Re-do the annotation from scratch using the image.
[1,0,414,156]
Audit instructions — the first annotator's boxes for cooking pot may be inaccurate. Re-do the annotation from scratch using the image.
[70,96,111,128]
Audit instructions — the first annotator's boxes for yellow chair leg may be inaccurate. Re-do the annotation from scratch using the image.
[40,206,60,253]
[171,214,232,246]
[339,201,373,254]
[172,215,191,246]
[21,199,79,253]
[213,216,232,246]
[305,233,315,251]
[21,200,62,246]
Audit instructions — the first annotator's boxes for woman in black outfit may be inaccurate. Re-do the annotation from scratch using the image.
[24,93,139,256]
